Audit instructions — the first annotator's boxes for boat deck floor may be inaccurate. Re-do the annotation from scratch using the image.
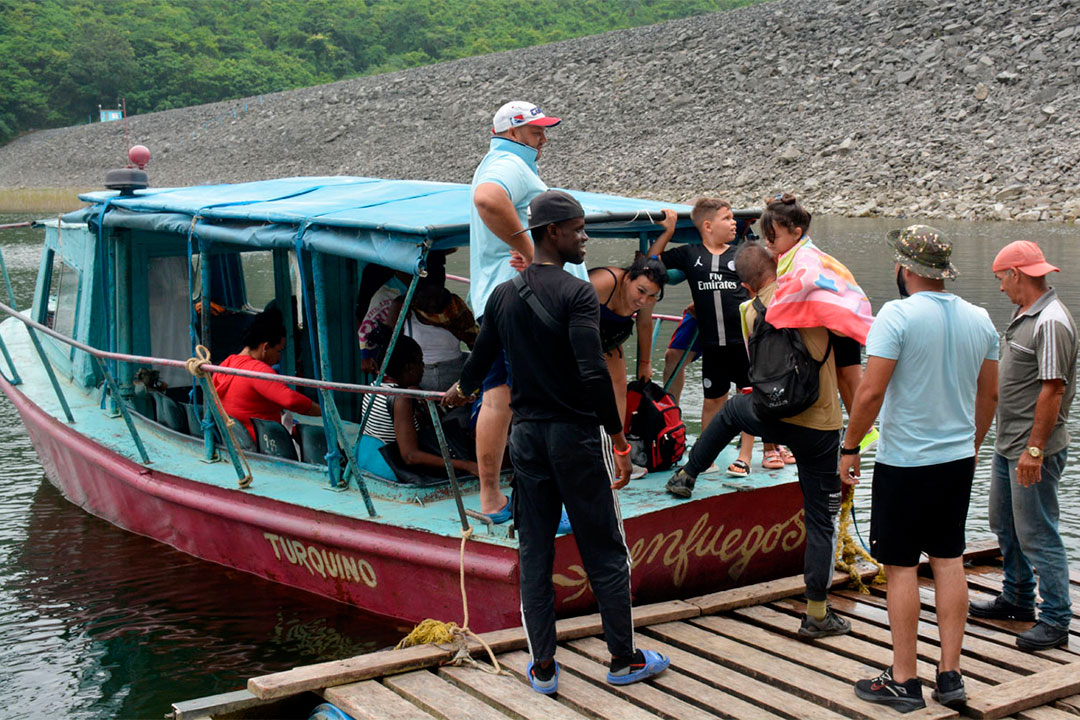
[174,553,1080,720]
[2,320,795,548]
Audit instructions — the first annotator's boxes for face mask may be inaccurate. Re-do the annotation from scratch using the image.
[896,266,910,298]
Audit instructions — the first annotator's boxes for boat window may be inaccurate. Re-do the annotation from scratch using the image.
[147,255,194,388]
[241,252,275,310]
[45,258,79,338]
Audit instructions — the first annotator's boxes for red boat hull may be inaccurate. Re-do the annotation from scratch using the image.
[3,376,805,633]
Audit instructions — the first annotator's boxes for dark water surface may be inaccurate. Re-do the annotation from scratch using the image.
[1,212,1078,718]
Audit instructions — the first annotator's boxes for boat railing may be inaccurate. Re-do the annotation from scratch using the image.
[0,296,479,531]
[447,274,698,392]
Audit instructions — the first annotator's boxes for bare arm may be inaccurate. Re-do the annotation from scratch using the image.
[473,182,534,265]
[836,363,862,416]
[973,358,998,453]
[645,209,678,257]
[394,396,479,476]
[635,304,656,381]
[839,355,897,483]
[1016,378,1065,486]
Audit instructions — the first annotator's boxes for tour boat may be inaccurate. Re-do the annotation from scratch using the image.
[0,173,805,632]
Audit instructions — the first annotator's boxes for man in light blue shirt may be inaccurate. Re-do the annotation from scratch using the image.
[840,225,998,713]
[468,101,586,521]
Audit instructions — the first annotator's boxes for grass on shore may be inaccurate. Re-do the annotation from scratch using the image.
[0,187,93,214]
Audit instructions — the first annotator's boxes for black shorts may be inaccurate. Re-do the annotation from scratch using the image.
[869,456,975,567]
[701,344,750,400]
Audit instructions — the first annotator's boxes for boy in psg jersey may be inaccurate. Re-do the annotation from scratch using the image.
[648,198,764,476]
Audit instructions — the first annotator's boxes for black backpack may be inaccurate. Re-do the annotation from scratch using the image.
[746,297,831,420]
[624,379,686,471]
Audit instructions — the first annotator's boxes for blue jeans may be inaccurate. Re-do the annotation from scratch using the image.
[989,449,1073,630]
[685,393,843,602]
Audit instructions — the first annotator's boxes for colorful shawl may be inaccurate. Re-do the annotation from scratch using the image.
[764,237,874,344]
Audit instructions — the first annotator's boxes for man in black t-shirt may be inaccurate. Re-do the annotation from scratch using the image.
[649,197,761,476]
[446,190,670,694]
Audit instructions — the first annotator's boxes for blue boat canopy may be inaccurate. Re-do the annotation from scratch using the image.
[64,176,717,274]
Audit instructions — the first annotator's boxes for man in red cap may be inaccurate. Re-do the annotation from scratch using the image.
[971,241,1076,651]
[466,101,579,524]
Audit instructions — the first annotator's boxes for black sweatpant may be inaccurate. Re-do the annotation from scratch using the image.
[510,420,635,663]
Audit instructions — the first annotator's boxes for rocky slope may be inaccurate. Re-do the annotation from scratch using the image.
[2,0,1078,222]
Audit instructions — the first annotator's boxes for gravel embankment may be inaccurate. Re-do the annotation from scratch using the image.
[2,0,1078,221]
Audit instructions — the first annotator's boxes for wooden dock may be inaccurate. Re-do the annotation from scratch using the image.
[172,548,1080,720]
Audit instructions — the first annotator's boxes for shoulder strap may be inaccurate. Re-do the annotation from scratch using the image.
[512,273,561,334]
[600,267,620,305]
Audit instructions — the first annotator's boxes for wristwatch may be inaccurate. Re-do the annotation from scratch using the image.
[1026,446,1043,459]
[840,446,860,456]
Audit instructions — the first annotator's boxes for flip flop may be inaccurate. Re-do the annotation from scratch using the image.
[527,659,559,695]
[606,649,670,685]
[725,459,750,478]
[484,498,512,524]
[761,449,785,470]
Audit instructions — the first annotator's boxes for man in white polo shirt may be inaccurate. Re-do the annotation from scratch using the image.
[468,101,586,522]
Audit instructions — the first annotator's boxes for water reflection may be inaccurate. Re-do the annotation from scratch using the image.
[0,212,1078,719]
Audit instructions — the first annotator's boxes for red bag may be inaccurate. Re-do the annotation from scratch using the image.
[623,379,686,471]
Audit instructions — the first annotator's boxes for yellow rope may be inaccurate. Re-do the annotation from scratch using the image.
[185,344,253,488]
[835,485,885,592]
[396,526,507,675]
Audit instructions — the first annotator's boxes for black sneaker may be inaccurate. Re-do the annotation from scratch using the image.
[854,667,925,713]
[969,595,1035,622]
[931,669,966,707]
[1016,621,1069,651]
[666,468,696,498]
[798,608,851,638]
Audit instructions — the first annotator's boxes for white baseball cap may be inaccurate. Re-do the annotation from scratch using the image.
[492,101,561,134]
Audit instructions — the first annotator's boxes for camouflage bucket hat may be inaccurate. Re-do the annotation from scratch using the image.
[886,224,958,280]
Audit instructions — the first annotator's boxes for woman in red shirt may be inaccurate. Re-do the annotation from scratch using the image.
[213,309,322,441]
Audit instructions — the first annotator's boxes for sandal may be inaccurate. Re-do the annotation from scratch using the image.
[725,459,750,478]
[779,446,796,465]
[606,649,670,686]
[762,449,785,470]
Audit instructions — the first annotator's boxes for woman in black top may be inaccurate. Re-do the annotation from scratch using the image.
[588,253,667,424]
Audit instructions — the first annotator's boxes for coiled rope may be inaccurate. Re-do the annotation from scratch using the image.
[185,344,253,488]
[835,485,885,592]
[396,526,507,676]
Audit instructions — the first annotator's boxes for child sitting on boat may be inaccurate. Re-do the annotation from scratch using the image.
[212,308,322,442]
[363,334,480,479]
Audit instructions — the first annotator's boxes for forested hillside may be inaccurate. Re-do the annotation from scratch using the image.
[0,0,760,144]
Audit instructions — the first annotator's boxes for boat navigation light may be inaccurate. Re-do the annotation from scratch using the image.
[128,144,151,170]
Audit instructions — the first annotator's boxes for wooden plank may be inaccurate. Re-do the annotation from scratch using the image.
[551,644,731,720]
[570,634,847,720]
[498,650,667,720]
[248,599,698,699]
[384,670,512,720]
[646,620,957,720]
[438,664,589,720]
[1051,695,1080,714]
[171,689,269,720]
[733,603,996,690]
[685,565,881,615]
[764,599,1016,685]
[1017,706,1080,720]
[832,588,1069,670]
[323,679,437,720]
[965,662,1080,719]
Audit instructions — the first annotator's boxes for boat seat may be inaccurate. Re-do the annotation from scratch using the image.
[251,418,298,461]
[297,423,329,465]
[181,402,207,438]
[225,418,256,452]
[153,392,189,434]
[130,386,155,421]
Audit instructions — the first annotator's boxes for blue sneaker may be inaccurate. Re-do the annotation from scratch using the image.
[606,649,670,685]
[527,659,558,695]
[557,509,572,534]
